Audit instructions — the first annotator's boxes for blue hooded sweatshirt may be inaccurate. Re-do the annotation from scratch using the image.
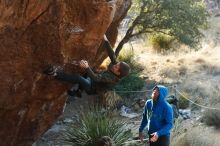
[139,85,173,137]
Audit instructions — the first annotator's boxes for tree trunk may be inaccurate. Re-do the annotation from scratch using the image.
[115,1,147,57]
[115,34,131,57]
[115,16,140,57]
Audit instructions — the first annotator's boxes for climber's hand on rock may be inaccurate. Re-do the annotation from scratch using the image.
[104,34,108,41]
[79,60,89,69]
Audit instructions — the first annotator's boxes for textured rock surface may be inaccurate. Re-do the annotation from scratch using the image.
[0,0,131,145]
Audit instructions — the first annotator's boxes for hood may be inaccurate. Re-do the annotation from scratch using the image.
[153,85,169,103]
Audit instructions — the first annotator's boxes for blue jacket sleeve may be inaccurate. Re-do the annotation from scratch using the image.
[139,104,148,133]
[157,105,173,137]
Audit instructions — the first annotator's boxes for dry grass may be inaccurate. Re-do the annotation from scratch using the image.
[132,35,220,106]
[125,16,220,146]
[202,103,220,128]
[184,126,220,146]
[115,17,220,146]
[171,120,220,146]
[194,58,206,63]
[103,91,122,108]
[171,119,188,146]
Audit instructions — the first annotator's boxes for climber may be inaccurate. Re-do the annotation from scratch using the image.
[43,35,130,98]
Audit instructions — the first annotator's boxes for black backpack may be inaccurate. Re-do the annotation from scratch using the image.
[166,95,179,119]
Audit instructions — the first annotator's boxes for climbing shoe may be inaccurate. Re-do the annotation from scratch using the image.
[43,64,63,76]
[43,64,56,76]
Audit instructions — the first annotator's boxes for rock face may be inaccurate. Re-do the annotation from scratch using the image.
[0,0,131,145]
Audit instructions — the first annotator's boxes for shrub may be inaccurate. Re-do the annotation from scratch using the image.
[185,126,220,146]
[178,95,190,109]
[115,50,145,99]
[171,122,220,146]
[101,91,122,109]
[149,33,175,53]
[117,48,143,73]
[113,73,146,98]
[202,104,220,128]
[171,119,187,146]
[60,108,132,146]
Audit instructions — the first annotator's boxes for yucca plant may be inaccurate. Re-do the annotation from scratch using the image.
[60,108,132,146]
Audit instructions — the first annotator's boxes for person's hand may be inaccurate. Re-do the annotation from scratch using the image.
[150,132,158,142]
[104,34,108,41]
[139,132,144,142]
[79,60,89,69]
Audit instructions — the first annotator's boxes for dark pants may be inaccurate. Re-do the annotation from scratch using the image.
[55,72,96,94]
[149,135,170,146]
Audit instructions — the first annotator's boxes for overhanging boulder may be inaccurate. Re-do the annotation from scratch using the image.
[0,0,131,145]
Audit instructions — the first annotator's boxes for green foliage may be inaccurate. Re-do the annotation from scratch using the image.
[128,0,208,48]
[114,73,145,98]
[116,49,145,98]
[117,49,143,73]
[178,95,189,109]
[149,33,175,52]
[60,108,132,146]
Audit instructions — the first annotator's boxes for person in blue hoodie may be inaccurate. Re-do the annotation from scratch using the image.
[139,85,173,146]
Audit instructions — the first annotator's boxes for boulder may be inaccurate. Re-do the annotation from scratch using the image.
[0,0,131,145]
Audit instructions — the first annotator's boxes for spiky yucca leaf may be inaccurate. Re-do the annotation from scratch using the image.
[61,109,132,146]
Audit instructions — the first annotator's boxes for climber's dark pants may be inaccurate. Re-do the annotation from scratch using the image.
[149,135,170,146]
[55,72,96,94]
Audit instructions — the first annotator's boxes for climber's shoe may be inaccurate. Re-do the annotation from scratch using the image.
[43,64,55,75]
[43,64,62,76]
